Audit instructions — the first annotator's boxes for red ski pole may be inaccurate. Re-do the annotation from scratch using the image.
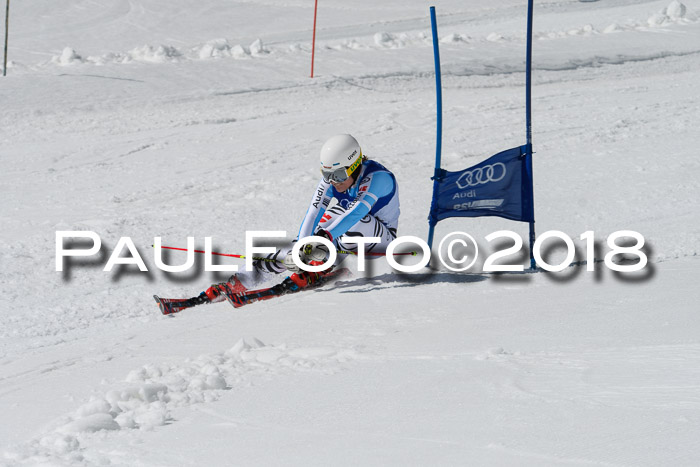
[338,249,418,257]
[155,245,279,262]
[155,244,417,260]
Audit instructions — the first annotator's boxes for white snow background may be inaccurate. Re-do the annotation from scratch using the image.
[1,0,700,465]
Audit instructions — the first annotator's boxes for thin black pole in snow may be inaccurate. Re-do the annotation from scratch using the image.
[525,0,536,270]
[3,0,9,77]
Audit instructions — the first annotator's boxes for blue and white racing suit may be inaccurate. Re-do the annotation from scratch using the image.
[240,160,400,287]
[298,159,400,254]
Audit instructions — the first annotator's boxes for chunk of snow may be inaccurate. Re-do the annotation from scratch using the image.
[114,413,137,429]
[139,383,168,403]
[440,33,464,43]
[232,44,250,59]
[665,1,687,19]
[75,398,111,418]
[59,413,120,434]
[54,47,82,65]
[373,32,403,48]
[197,38,231,59]
[134,406,169,429]
[604,23,623,33]
[206,374,227,389]
[249,39,268,56]
[227,338,251,356]
[129,44,182,63]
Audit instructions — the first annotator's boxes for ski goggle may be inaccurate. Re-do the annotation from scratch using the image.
[321,155,362,183]
[321,166,351,183]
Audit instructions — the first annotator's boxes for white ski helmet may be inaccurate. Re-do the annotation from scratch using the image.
[319,134,363,183]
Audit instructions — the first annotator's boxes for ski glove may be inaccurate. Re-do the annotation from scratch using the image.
[283,245,330,271]
[302,242,330,263]
[303,229,332,263]
[283,233,332,272]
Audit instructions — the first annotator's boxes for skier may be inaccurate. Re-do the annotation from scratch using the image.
[156,134,400,312]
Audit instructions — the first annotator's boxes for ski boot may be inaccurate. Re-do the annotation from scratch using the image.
[200,275,248,304]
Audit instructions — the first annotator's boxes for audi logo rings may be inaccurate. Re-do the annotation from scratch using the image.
[456,163,507,189]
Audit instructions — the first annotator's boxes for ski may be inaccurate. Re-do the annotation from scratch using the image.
[153,295,197,315]
[222,268,350,309]
[154,268,350,314]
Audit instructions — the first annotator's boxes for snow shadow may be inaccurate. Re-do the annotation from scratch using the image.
[328,271,489,294]
[535,239,656,284]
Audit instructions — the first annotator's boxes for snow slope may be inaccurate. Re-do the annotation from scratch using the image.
[1,0,700,465]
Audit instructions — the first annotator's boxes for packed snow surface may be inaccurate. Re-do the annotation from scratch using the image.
[1,0,700,465]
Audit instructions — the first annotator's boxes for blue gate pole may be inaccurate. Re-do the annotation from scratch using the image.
[525,0,536,270]
[427,6,443,251]
[3,0,9,77]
